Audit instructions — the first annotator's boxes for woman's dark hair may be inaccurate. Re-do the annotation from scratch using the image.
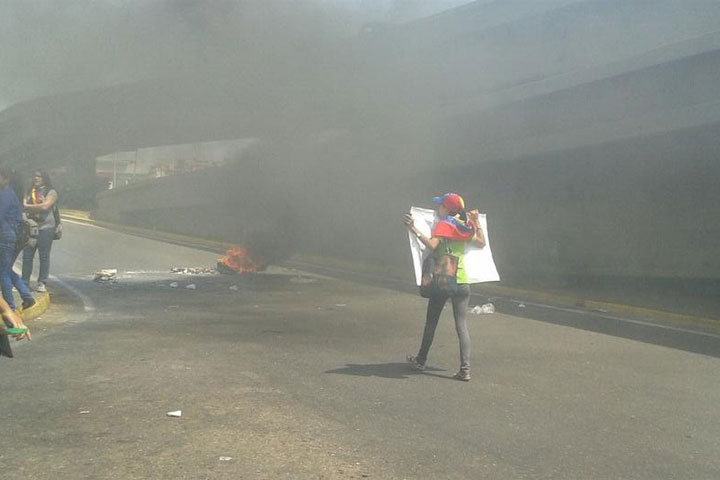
[31,170,53,191]
[0,166,24,203]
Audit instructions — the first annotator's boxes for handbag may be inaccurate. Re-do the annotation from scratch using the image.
[419,242,459,298]
[15,217,39,252]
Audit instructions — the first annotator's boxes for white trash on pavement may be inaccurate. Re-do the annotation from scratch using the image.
[470,303,495,315]
[93,269,118,283]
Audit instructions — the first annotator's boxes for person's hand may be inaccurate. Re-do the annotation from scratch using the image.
[467,209,480,223]
[2,310,31,341]
[404,213,415,228]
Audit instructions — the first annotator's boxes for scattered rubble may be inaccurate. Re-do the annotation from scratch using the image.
[470,303,495,315]
[93,269,117,283]
[171,267,216,275]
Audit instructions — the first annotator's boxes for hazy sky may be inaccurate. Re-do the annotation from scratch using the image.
[0,0,474,110]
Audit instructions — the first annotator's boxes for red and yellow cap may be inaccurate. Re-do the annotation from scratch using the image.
[432,193,465,212]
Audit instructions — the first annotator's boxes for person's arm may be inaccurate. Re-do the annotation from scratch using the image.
[467,209,486,248]
[24,190,57,213]
[0,297,31,341]
[471,226,486,248]
[404,213,441,250]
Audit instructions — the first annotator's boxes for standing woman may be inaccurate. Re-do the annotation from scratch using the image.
[22,170,58,293]
[0,167,33,311]
[404,193,485,382]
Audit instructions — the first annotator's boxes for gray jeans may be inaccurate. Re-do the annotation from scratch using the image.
[416,284,471,372]
[22,228,54,284]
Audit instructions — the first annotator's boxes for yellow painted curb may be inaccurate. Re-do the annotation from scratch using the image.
[19,292,50,322]
[473,283,720,333]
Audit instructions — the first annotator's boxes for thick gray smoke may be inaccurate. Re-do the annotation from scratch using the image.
[0,0,470,109]
[3,0,719,290]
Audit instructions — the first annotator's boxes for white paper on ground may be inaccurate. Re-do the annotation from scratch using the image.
[408,206,501,286]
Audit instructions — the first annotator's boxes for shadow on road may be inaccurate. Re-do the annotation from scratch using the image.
[326,362,448,380]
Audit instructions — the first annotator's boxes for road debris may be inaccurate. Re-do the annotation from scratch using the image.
[166,410,182,417]
[217,245,266,274]
[171,267,216,275]
[93,269,117,283]
[470,303,495,315]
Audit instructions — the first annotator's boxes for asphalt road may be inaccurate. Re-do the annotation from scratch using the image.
[2,221,720,479]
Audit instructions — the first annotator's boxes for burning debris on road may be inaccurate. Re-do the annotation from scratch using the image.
[217,245,266,274]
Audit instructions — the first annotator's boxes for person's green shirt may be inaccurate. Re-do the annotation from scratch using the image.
[435,239,469,284]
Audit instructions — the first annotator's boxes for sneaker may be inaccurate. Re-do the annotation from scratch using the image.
[35,282,47,293]
[452,370,471,382]
[406,355,425,371]
[22,298,36,310]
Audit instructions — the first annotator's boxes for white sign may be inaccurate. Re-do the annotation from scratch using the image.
[408,206,501,286]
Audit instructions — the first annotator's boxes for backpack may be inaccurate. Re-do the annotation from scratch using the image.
[419,241,459,298]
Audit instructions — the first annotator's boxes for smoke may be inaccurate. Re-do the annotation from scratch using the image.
[5,0,718,286]
[0,0,471,109]
[0,1,326,108]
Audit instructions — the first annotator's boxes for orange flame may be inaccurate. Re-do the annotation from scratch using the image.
[217,245,266,274]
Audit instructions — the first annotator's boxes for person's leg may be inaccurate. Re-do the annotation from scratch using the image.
[36,229,54,285]
[22,242,37,284]
[0,271,14,310]
[10,250,33,304]
[10,269,34,306]
[451,285,472,373]
[0,233,17,310]
[416,294,448,365]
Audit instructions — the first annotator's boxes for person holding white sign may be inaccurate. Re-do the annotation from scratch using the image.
[404,193,485,382]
